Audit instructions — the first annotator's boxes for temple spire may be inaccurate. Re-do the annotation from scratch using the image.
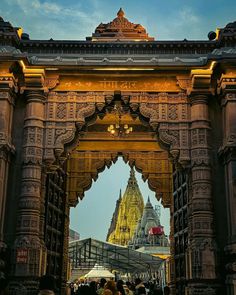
[128,166,136,186]
[119,189,122,200]
[87,8,154,41]
[107,167,144,246]
[117,8,125,18]
[145,196,153,208]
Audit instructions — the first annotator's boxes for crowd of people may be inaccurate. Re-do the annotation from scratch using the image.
[69,278,170,295]
[0,275,170,295]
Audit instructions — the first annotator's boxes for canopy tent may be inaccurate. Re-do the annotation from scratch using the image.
[84,264,115,279]
[69,238,163,276]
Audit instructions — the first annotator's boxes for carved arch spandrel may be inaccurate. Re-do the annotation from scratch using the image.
[43,91,191,168]
[128,92,191,165]
[44,92,109,163]
[67,150,172,208]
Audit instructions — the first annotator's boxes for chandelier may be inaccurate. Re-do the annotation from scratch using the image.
[107,103,133,137]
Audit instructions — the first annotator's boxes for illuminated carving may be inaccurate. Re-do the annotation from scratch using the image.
[54,76,180,92]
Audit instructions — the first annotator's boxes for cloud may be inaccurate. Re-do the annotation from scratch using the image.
[179,6,199,24]
[145,5,203,40]
[0,0,102,39]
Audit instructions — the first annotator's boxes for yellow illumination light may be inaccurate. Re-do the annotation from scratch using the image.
[17,28,23,38]
[215,28,220,40]
[191,61,217,76]
[209,61,216,71]
[19,60,26,70]
[19,60,45,77]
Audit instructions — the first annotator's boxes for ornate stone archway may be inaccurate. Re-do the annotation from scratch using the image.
[0,11,236,295]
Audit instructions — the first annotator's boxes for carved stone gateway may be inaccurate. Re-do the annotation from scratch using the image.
[0,10,236,295]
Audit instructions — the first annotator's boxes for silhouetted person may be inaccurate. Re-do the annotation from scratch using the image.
[163,286,170,295]
[134,279,146,295]
[97,278,107,295]
[89,281,98,295]
[78,284,90,295]
[38,275,56,295]
[116,280,126,295]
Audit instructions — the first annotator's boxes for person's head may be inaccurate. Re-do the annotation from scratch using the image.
[100,278,107,288]
[105,280,117,294]
[116,280,124,288]
[39,275,56,291]
[163,286,170,295]
[135,278,142,286]
[90,281,97,290]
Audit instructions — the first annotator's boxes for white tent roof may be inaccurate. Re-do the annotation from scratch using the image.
[84,264,115,279]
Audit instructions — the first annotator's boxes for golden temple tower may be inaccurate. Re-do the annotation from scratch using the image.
[107,167,144,246]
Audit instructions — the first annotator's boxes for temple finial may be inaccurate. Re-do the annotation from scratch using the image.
[119,189,122,199]
[145,196,152,207]
[117,8,125,18]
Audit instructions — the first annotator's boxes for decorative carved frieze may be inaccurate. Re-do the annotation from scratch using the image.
[67,150,172,207]
[176,76,192,92]
[44,76,59,90]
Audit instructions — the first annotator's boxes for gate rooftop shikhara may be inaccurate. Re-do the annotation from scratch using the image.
[0,9,236,295]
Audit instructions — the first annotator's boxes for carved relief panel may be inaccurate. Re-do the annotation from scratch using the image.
[43,90,191,170]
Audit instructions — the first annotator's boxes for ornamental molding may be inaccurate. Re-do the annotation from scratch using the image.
[212,47,236,56]
[189,67,215,95]
[0,74,18,93]
[19,66,46,92]
[0,45,22,55]
[28,55,208,67]
[217,73,236,95]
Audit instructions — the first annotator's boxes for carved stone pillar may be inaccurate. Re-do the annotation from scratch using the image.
[188,94,218,294]
[220,89,236,294]
[168,192,176,295]
[62,202,70,293]
[39,167,47,275]
[0,77,16,279]
[12,90,46,291]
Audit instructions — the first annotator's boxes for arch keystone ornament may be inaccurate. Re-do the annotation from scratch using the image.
[0,12,236,295]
